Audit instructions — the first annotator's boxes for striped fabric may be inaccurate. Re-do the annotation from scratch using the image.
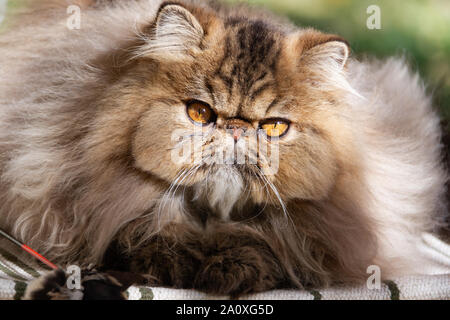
[1,233,449,300]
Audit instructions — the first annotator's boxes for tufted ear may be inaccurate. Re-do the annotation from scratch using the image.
[283,29,361,97]
[307,40,349,69]
[304,40,349,70]
[145,3,205,59]
[289,30,350,70]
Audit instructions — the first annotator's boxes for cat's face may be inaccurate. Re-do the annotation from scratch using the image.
[98,3,355,216]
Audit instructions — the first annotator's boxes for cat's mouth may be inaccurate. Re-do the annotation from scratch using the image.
[184,162,285,221]
[191,165,245,220]
[190,162,263,184]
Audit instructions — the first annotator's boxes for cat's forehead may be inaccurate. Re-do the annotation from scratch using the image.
[204,19,285,120]
[223,19,281,72]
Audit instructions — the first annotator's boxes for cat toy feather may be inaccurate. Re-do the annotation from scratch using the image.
[0,229,58,270]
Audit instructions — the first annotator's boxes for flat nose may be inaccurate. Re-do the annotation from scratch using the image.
[225,119,251,142]
[231,127,244,141]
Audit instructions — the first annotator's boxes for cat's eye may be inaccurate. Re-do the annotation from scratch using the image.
[186,101,216,125]
[260,119,290,138]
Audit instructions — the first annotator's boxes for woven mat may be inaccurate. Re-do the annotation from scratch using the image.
[1,233,449,300]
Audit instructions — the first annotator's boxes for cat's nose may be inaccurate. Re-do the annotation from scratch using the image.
[225,119,251,142]
[231,127,244,142]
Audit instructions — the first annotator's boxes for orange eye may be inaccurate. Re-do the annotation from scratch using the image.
[260,119,289,138]
[186,101,216,125]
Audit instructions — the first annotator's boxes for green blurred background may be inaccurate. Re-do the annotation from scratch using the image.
[1,0,449,124]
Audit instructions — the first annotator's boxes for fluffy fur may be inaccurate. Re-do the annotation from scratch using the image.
[0,0,447,295]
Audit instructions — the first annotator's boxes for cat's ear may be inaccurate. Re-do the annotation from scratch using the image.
[284,30,360,96]
[304,40,349,70]
[144,3,205,59]
[287,30,350,70]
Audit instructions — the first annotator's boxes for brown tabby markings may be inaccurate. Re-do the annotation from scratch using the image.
[1,0,447,298]
[212,19,280,115]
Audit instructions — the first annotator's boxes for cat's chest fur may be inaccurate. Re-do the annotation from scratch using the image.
[193,167,244,221]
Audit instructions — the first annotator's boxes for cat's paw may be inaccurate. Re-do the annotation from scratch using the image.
[24,268,137,300]
[24,269,81,300]
[129,235,204,288]
[193,245,281,297]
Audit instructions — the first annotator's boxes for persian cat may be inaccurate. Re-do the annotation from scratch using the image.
[0,0,447,298]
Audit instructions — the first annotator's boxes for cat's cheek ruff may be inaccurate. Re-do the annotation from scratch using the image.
[271,135,340,201]
[131,102,200,182]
